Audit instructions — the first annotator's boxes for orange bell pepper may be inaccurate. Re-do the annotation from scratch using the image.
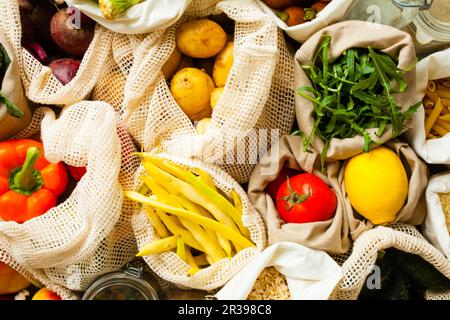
[0,139,68,223]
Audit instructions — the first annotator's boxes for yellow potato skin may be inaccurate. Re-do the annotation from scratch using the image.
[213,41,234,87]
[162,47,182,80]
[170,68,215,121]
[210,87,224,109]
[176,19,227,58]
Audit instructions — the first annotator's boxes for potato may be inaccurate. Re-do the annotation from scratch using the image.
[170,68,215,121]
[195,118,212,135]
[213,41,234,87]
[162,47,182,80]
[176,19,227,58]
[210,87,224,109]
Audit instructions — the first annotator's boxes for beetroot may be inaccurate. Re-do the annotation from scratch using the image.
[50,9,95,58]
[22,42,48,64]
[30,3,57,48]
[48,58,81,85]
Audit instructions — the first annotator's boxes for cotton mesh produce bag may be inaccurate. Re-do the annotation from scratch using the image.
[405,48,450,164]
[339,140,429,241]
[247,135,351,254]
[93,0,296,184]
[0,0,113,106]
[335,224,450,300]
[131,153,266,290]
[294,21,418,161]
[0,250,78,300]
[0,102,140,291]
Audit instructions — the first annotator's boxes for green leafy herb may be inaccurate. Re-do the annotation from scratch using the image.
[0,92,24,119]
[297,35,419,166]
[0,43,11,85]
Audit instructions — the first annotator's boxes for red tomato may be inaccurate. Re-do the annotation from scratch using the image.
[265,167,301,201]
[276,173,337,224]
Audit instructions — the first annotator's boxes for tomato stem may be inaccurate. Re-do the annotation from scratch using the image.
[281,176,311,210]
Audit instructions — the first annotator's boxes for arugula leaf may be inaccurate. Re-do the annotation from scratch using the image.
[0,92,24,119]
[296,36,420,170]
[0,44,11,85]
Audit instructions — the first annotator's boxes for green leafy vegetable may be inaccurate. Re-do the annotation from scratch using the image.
[0,44,23,119]
[0,93,24,119]
[0,43,11,85]
[297,35,420,166]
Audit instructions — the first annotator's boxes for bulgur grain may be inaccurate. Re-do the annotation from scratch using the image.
[247,267,290,300]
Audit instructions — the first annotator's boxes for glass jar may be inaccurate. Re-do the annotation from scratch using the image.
[82,260,162,300]
[344,0,434,29]
[406,0,450,56]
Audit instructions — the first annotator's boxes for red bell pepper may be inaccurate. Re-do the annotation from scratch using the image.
[0,139,68,223]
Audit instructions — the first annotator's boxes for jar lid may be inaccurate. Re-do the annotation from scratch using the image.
[82,261,161,300]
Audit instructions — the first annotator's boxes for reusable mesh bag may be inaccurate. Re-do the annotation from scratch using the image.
[0,250,78,300]
[92,0,296,184]
[131,153,266,290]
[335,224,450,300]
[0,102,139,291]
[0,0,113,106]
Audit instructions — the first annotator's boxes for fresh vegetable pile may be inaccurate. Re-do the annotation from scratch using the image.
[0,0,450,302]
[19,0,95,84]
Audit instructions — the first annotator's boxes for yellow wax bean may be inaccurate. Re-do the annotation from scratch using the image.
[177,237,187,262]
[143,176,226,262]
[145,207,170,238]
[142,160,240,234]
[125,191,255,249]
[145,157,250,238]
[137,235,178,256]
[193,254,209,266]
[154,209,204,252]
[185,248,200,276]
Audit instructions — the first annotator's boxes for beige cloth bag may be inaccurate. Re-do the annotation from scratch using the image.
[93,0,296,184]
[0,29,31,140]
[132,153,266,290]
[0,0,113,106]
[294,21,418,160]
[405,48,450,164]
[248,135,351,254]
[335,224,450,300]
[258,0,354,43]
[339,140,429,241]
[0,102,139,291]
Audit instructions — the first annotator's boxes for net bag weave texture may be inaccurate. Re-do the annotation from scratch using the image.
[92,0,296,184]
[335,224,450,300]
[0,0,113,106]
[0,102,139,291]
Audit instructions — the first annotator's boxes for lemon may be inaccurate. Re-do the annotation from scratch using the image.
[344,146,408,225]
